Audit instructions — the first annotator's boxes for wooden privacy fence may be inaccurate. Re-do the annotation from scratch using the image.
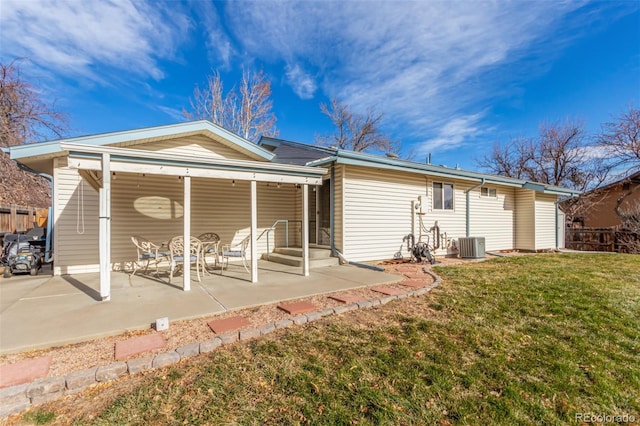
[565,226,639,253]
[0,204,48,235]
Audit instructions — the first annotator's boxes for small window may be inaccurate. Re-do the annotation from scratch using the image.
[622,182,631,191]
[433,182,454,210]
[481,187,497,197]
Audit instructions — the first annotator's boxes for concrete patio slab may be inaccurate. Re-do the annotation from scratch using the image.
[0,261,400,355]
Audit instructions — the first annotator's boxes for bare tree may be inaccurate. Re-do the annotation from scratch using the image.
[183,68,278,142]
[317,98,397,153]
[0,59,68,207]
[478,120,608,191]
[478,137,535,179]
[597,105,640,173]
[1,59,68,148]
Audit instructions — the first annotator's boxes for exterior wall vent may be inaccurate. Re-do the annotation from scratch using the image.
[458,237,486,258]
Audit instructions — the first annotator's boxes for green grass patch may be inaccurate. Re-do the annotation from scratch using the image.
[22,409,56,424]
[37,254,640,425]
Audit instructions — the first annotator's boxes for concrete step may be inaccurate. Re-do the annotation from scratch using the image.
[273,247,333,259]
[261,252,339,268]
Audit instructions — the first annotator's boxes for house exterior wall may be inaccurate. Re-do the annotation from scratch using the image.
[53,157,100,274]
[52,136,297,274]
[467,184,515,251]
[535,193,557,249]
[339,166,524,262]
[581,182,640,228]
[341,165,422,261]
[514,188,536,250]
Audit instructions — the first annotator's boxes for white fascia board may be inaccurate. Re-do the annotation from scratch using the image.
[10,121,275,161]
[314,154,579,194]
[61,143,327,183]
[61,143,324,176]
[68,158,323,185]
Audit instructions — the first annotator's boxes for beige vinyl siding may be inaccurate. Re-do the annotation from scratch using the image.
[423,178,469,256]
[341,166,463,261]
[468,185,515,251]
[535,193,557,249]
[333,165,344,252]
[53,157,100,274]
[134,135,255,160]
[514,188,536,250]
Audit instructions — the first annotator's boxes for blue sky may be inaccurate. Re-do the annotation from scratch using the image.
[1,0,639,170]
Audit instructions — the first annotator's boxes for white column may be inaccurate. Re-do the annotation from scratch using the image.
[315,185,320,245]
[183,176,191,291]
[250,180,258,283]
[302,184,310,276]
[99,153,111,301]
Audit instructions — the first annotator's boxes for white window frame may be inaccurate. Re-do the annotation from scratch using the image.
[480,187,497,198]
[432,181,454,211]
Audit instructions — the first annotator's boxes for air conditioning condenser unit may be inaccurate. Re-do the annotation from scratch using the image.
[458,237,485,258]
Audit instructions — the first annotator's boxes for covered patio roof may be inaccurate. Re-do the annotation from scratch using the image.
[8,122,329,303]
[58,143,327,301]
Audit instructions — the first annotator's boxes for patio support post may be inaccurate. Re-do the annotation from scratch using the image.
[302,184,309,276]
[99,153,111,301]
[315,184,320,244]
[183,175,191,291]
[250,180,258,283]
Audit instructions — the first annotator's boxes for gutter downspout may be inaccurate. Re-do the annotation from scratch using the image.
[16,163,54,263]
[329,162,384,272]
[464,178,485,238]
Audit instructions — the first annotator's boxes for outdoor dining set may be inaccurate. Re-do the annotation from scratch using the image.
[130,233,250,283]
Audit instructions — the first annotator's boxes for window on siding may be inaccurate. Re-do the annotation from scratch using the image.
[433,182,454,210]
[480,187,497,197]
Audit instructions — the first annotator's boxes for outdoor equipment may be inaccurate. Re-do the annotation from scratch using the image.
[1,225,46,278]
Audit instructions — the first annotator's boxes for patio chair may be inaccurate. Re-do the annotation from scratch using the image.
[168,236,204,284]
[220,235,251,274]
[197,232,221,270]
[130,235,170,276]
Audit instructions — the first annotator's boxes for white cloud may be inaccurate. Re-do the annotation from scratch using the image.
[156,105,185,122]
[416,113,486,156]
[285,64,317,99]
[0,0,190,82]
[219,1,593,140]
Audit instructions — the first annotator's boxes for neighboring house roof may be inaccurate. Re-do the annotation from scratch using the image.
[263,137,580,196]
[9,120,275,162]
[587,170,640,193]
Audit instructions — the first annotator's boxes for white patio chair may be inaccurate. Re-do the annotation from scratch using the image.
[220,235,251,274]
[168,236,204,284]
[197,232,221,271]
[130,235,170,276]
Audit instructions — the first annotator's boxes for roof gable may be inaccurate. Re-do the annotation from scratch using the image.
[9,121,275,162]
